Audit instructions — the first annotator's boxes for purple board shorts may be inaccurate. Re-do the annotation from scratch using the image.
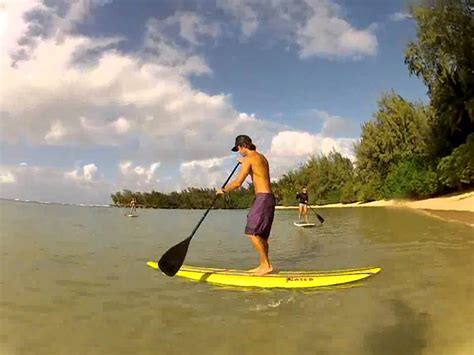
[245,193,276,240]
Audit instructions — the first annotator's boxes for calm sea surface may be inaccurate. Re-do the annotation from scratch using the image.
[0,200,472,354]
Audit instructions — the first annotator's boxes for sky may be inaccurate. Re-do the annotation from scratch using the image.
[0,0,428,204]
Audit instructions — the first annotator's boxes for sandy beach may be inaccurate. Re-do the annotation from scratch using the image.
[277,191,474,226]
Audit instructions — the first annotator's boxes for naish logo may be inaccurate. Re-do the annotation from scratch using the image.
[286,277,313,282]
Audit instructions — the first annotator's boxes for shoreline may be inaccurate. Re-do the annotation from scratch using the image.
[3,192,473,226]
[276,191,474,226]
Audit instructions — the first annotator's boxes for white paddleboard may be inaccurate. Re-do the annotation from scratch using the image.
[294,222,316,228]
[127,214,139,218]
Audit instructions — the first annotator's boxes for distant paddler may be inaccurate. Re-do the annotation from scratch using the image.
[296,186,309,223]
[129,197,137,215]
[216,135,276,275]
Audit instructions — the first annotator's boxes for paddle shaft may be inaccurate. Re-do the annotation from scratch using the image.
[187,162,241,240]
[158,162,241,276]
[308,204,325,224]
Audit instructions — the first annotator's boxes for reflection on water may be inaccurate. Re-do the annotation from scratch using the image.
[0,200,472,354]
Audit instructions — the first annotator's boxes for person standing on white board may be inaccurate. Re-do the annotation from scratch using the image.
[296,187,309,223]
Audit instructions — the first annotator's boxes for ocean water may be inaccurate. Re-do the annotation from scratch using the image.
[0,200,473,354]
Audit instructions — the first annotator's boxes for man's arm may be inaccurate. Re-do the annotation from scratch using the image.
[219,159,251,193]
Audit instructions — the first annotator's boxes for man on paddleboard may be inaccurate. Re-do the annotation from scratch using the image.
[296,187,309,223]
[216,135,276,275]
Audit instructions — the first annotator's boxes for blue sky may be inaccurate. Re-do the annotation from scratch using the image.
[0,0,427,204]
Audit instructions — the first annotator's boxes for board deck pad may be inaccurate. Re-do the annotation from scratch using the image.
[147,262,381,288]
[293,222,316,227]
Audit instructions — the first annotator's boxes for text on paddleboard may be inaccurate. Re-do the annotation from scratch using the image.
[286,277,314,282]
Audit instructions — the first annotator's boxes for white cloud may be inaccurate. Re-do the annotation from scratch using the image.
[119,161,132,175]
[134,166,145,175]
[41,115,133,146]
[295,1,377,59]
[0,0,41,62]
[3,0,94,65]
[143,18,211,75]
[83,163,98,181]
[265,130,356,180]
[0,164,112,204]
[217,0,377,59]
[0,161,167,204]
[112,117,131,134]
[57,0,91,35]
[164,12,222,45]
[65,163,99,182]
[217,0,259,37]
[118,161,162,189]
[178,130,357,190]
[389,12,412,22]
[149,162,161,175]
[44,120,67,143]
[269,131,318,157]
[268,130,356,159]
[180,157,233,189]
[2,0,122,66]
[1,10,282,158]
[311,110,359,137]
[0,1,364,202]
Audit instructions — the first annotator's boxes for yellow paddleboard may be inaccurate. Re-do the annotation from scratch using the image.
[147,262,381,289]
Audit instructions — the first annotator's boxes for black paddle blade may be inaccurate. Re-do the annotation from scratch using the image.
[309,206,324,224]
[316,214,325,224]
[158,237,192,276]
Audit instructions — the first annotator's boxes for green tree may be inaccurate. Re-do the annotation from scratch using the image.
[110,192,121,206]
[405,0,474,156]
[383,159,438,198]
[437,132,474,189]
[355,92,433,200]
[275,151,355,205]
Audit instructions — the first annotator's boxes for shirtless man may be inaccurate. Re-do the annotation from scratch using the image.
[216,135,276,275]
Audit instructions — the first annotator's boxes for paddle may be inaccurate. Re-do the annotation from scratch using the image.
[158,162,241,276]
[308,204,325,224]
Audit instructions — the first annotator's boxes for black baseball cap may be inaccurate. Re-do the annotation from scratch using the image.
[231,135,253,152]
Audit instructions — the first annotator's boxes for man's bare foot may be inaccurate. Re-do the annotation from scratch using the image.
[247,266,261,273]
[255,265,273,276]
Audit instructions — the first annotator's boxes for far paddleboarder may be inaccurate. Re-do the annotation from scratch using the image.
[129,197,137,215]
[217,135,276,275]
[296,187,309,223]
